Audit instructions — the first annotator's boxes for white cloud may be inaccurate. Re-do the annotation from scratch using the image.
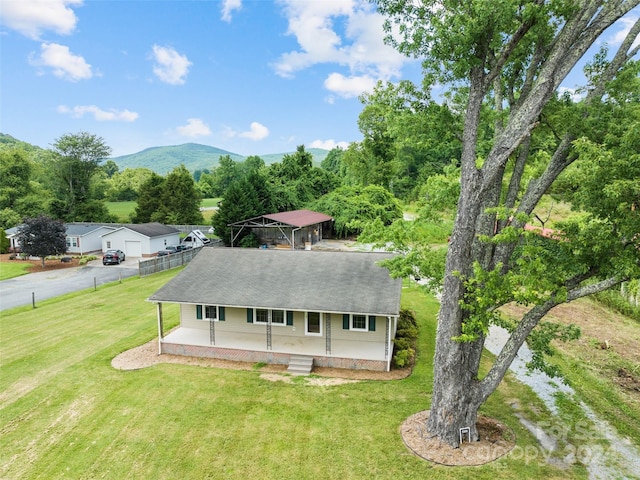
[608,16,640,51]
[558,86,585,103]
[224,122,270,141]
[239,122,269,140]
[272,0,411,98]
[0,0,82,40]
[57,105,138,122]
[176,118,212,138]
[309,139,349,150]
[29,42,92,81]
[151,45,192,85]
[221,0,242,22]
[324,72,376,98]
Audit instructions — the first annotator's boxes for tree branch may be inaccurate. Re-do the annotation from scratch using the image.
[567,275,626,302]
[485,2,543,87]
[478,272,624,402]
[480,0,636,189]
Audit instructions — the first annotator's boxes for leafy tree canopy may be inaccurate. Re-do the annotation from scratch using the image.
[268,145,340,211]
[158,165,204,225]
[374,0,640,447]
[50,132,112,221]
[212,175,270,246]
[310,184,402,238]
[132,173,165,223]
[16,214,67,267]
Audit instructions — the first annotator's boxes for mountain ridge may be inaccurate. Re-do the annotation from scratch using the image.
[112,143,331,175]
[0,134,331,175]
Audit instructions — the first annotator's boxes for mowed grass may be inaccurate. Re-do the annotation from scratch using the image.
[1,273,587,479]
[106,201,137,222]
[106,198,221,223]
[0,261,32,280]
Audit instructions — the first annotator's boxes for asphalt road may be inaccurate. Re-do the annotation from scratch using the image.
[0,258,139,311]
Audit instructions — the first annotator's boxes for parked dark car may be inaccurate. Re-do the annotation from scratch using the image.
[157,249,173,256]
[103,249,125,265]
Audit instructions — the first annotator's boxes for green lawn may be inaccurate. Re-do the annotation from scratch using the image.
[0,261,32,280]
[0,273,588,479]
[106,199,221,223]
[106,200,137,222]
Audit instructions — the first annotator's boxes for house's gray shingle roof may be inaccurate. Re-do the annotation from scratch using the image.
[65,224,115,236]
[125,223,179,238]
[148,248,402,316]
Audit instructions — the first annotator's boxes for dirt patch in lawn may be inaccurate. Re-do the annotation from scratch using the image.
[401,410,516,466]
[112,337,412,381]
[500,299,640,398]
[501,299,640,368]
[0,253,83,272]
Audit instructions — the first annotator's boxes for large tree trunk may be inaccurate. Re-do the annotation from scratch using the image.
[427,332,485,446]
[426,67,487,444]
[423,3,638,449]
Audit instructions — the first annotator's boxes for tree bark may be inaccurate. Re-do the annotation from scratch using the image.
[424,2,639,449]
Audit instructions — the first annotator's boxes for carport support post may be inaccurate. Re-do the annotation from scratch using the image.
[156,303,164,355]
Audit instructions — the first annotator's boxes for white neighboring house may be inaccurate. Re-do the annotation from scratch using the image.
[65,223,117,255]
[101,223,180,258]
[5,222,115,255]
[5,226,19,253]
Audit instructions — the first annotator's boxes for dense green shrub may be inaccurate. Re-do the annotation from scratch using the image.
[79,255,97,265]
[239,233,260,248]
[392,308,419,369]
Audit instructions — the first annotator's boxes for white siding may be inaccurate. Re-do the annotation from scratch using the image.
[178,304,389,361]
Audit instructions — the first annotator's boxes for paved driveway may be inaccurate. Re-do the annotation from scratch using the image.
[0,258,139,311]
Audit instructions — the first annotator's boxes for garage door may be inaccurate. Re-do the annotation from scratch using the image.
[125,240,142,258]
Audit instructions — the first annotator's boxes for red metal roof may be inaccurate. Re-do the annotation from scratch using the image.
[262,209,333,228]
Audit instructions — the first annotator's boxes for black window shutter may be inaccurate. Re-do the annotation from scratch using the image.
[343,314,349,329]
[286,311,293,326]
[368,316,376,331]
[219,306,225,321]
[247,308,253,323]
[196,305,202,320]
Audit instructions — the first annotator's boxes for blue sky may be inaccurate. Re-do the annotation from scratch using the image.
[1,1,638,158]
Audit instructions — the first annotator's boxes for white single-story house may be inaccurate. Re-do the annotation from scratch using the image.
[101,223,180,257]
[5,222,116,255]
[5,226,19,253]
[147,248,403,372]
[65,223,116,255]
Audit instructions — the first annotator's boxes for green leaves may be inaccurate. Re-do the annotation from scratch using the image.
[310,185,402,238]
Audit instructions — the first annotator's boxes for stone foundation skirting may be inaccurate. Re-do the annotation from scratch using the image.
[160,342,388,371]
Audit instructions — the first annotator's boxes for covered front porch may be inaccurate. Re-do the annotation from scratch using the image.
[159,326,391,371]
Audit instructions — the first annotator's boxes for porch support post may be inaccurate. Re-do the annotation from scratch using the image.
[325,312,331,355]
[157,302,163,355]
[385,316,396,372]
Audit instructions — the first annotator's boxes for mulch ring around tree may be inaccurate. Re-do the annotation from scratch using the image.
[401,410,516,466]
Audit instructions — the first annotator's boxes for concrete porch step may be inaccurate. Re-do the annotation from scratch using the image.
[287,355,314,376]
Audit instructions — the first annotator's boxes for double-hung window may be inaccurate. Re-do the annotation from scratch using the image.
[305,312,322,336]
[342,314,376,332]
[255,309,285,325]
[351,314,367,331]
[196,305,225,321]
